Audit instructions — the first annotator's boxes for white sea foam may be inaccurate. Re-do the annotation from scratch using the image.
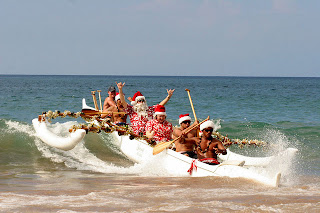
[32,121,175,177]
[212,119,222,132]
[35,136,140,175]
[5,120,36,137]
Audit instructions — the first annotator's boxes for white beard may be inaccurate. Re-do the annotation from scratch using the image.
[133,102,148,118]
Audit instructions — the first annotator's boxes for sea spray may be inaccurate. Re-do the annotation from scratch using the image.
[260,129,299,185]
[213,119,222,132]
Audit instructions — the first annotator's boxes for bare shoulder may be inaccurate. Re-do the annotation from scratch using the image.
[106,97,113,102]
[210,138,222,145]
[173,127,182,133]
[212,137,221,142]
[107,98,116,106]
[173,127,182,136]
[103,97,109,105]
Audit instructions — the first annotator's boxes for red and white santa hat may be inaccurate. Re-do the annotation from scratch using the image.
[179,113,192,124]
[154,105,166,117]
[131,91,145,106]
[115,92,120,102]
[200,120,215,131]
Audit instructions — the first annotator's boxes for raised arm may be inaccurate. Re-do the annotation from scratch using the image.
[159,89,175,106]
[116,82,128,108]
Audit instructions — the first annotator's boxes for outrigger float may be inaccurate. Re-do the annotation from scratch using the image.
[32,90,298,187]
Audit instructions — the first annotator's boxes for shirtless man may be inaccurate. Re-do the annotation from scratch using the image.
[105,93,128,125]
[103,86,117,111]
[195,120,227,165]
[172,114,198,158]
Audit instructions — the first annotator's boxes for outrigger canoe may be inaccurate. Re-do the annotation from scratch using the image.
[32,118,298,187]
[32,98,298,187]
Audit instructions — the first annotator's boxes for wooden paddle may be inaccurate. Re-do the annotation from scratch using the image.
[153,116,210,155]
[81,108,126,116]
[91,91,99,111]
[97,90,102,112]
[185,89,197,121]
[185,88,199,136]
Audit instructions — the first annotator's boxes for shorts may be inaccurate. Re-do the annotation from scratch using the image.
[199,158,220,165]
[180,151,197,159]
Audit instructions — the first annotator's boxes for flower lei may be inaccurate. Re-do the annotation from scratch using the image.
[39,111,266,147]
[39,110,82,122]
[68,120,151,142]
[212,131,267,148]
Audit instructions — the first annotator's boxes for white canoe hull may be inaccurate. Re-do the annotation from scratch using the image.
[110,132,283,187]
[220,147,298,166]
[32,119,86,151]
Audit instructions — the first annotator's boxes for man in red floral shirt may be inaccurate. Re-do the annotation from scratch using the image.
[116,82,174,136]
[145,105,173,143]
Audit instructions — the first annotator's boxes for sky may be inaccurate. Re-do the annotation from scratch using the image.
[0,0,319,77]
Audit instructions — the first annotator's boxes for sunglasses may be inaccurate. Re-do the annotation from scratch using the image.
[203,128,213,132]
[181,121,191,124]
[137,100,145,103]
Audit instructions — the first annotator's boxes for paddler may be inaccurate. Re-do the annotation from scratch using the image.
[172,114,199,158]
[145,105,173,144]
[195,120,227,165]
[103,86,117,111]
[116,82,175,136]
[102,93,128,125]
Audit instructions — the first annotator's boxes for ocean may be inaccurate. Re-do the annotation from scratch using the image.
[0,75,319,212]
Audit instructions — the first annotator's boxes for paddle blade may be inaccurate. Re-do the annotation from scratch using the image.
[153,141,173,155]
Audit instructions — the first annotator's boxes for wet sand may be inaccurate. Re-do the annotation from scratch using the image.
[1,171,319,212]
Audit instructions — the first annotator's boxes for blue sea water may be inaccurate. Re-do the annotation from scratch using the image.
[0,75,319,212]
[1,75,319,170]
[1,75,319,123]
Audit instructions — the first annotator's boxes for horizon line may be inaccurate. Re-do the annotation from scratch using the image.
[0,74,319,78]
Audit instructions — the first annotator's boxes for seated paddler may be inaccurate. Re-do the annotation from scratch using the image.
[103,92,128,126]
[145,105,173,144]
[172,114,199,158]
[195,120,227,165]
[103,85,117,110]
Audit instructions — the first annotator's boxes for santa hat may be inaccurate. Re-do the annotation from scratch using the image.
[131,91,145,106]
[179,114,192,124]
[154,105,166,117]
[115,93,120,102]
[200,120,215,131]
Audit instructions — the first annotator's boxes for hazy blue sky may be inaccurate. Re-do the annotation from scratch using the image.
[0,1,319,77]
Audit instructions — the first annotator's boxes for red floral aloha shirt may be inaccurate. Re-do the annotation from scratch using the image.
[145,119,173,142]
[125,105,156,135]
